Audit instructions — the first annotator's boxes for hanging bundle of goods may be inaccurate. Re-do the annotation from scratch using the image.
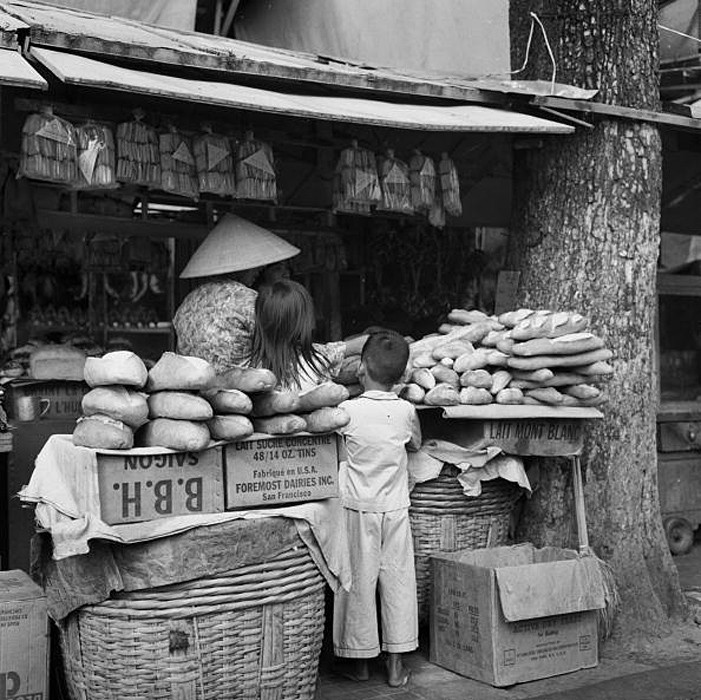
[235,131,277,202]
[193,125,236,197]
[72,350,353,450]
[377,149,413,214]
[115,110,161,187]
[393,308,613,408]
[19,106,78,185]
[74,121,117,189]
[409,150,437,214]
[332,140,382,215]
[439,152,462,217]
[160,126,199,199]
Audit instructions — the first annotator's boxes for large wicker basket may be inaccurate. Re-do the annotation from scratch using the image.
[410,470,524,621]
[58,544,325,700]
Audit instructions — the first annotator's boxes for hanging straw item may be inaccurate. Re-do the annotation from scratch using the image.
[439,152,462,217]
[377,149,413,214]
[428,177,446,229]
[409,150,437,213]
[19,106,78,184]
[116,111,161,187]
[332,140,381,214]
[235,131,277,202]
[74,121,116,189]
[193,126,236,197]
[160,126,198,199]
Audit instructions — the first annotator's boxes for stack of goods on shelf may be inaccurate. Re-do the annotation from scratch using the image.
[74,121,117,189]
[193,126,236,197]
[333,141,382,215]
[19,107,79,185]
[235,131,277,202]
[73,351,149,449]
[115,111,161,187]
[377,149,413,215]
[159,126,199,199]
[400,308,613,407]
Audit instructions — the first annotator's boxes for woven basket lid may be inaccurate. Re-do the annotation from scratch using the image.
[180,214,300,279]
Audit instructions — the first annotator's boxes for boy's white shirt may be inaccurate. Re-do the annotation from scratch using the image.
[337,390,422,512]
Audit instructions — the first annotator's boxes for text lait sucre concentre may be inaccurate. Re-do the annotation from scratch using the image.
[231,434,336,501]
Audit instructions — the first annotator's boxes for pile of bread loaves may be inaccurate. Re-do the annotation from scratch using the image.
[73,351,351,451]
[397,308,613,408]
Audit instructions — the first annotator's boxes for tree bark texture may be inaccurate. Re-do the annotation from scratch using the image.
[508,0,687,638]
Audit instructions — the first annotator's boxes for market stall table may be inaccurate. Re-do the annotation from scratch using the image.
[21,433,350,700]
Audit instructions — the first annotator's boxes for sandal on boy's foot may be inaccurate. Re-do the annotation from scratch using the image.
[388,667,411,688]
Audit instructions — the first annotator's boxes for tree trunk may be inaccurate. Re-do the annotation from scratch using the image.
[508,0,687,639]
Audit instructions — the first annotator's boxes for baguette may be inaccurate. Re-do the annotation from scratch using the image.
[148,391,214,421]
[84,350,147,388]
[447,308,490,325]
[524,387,565,405]
[298,382,349,411]
[460,369,493,390]
[424,383,460,406]
[303,406,350,433]
[497,309,536,327]
[511,311,588,341]
[459,386,492,405]
[147,352,216,392]
[430,365,460,389]
[336,355,361,385]
[506,348,613,371]
[82,386,149,428]
[569,361,614,376]
[411,368,436,391]
[453,348,490,373]
[562,384,601,400]
[137,418,211,451]
[216,366,277,393]
[511,368,555,382]
[412,352,438,368]
[432,341,474,361]
[73,414,133,450]
[490,370,512,395]
[253,414,307,435]
[496,387,524,405]
[252,390,301,417]
[203,389,253,415]
[208,414,254,441]
[400,383,425,404]
[510,333,604,357]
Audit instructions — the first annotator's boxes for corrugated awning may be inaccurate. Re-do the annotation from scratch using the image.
[0,48,46,88]
[30,47,573,134]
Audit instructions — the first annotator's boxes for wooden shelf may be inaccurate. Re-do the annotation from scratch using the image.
[106,326,172,334]
[658,272,701,297]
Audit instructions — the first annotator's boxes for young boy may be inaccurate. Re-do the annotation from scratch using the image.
[334,330,421,687]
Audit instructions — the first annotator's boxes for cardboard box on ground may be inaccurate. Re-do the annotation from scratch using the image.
[430,544,605,687]
[0,570,49,700]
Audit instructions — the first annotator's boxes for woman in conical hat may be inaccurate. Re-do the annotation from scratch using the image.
[173,214,300,373]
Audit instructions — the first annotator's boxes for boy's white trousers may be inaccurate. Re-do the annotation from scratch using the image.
[333,507,419,658]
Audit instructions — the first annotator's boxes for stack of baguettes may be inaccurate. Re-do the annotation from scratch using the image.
[399,308,613,408]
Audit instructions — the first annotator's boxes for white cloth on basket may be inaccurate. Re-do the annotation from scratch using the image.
[407,438,532,496]
[19,434,351,592]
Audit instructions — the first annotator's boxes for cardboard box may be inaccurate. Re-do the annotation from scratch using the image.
[97,446,225,525]
[225,433,339,509]
[430,544,605,687]
[0,570,49,700]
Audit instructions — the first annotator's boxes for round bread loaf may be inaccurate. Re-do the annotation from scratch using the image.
[82,386,149,428]
[73,414,134,450]
[84,351,148,388]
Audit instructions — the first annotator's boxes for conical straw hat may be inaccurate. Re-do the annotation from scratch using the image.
[180,213,300,279]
